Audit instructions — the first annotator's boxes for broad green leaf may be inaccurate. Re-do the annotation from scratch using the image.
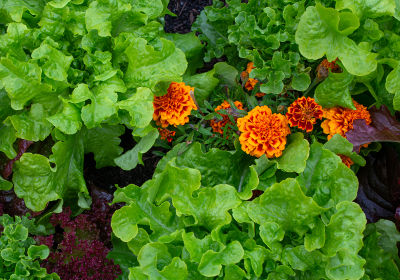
[129,243,187,280]
[386,64,400,111]
[108,234,137,280]
[198,241,244,277]
[114,128,159,171]
[124,38,187,90]
[336,0,396,19]
[360,219,400,280]
[291,72,311,91]
[0,89,13,122]
[297,142,359,208]
[323,134,366,166]
[248,178,325,236]
[83,125,124,168]
[0,175,13,191]
[8,103,53,141]
[0,0,44,22]
[315,68,355,109]
[213,62,238,89]
[296,4,377,76]
[282,245,325,272]
[183,69,219,107]
[117,87,153,128]
[13,133,88,211]
[260,71,285,94]
[275,133,309,173]
[182,232,219,263]
[0,123,16,158]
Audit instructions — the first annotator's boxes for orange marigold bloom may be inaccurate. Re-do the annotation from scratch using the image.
[153,82,197,128]
[210,100,244,135]
[286,97,323,132]
[321,100,371,140]
[245,78,258,91]
[339,154,353,168]
[246,62,255,73]
[255,92,266,98]
[237,106,291,158]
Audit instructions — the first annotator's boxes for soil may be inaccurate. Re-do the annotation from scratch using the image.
[165,0,213,34]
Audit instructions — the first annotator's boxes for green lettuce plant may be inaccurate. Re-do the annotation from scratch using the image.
[109,137,398,279]
[0,214,59,279]
[296,1,400,112]
[0,0,189,211]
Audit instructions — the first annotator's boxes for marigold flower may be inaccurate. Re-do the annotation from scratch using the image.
[237,106,291,158]
[158,127,176,142]
[286,97,323,132]
[321,100,371,140]
[210,100,244,135]
[153,82,197,127]
[317,58,341,79]
[339,154,353,168]
[241,62,259,91]
[255,92,266,98]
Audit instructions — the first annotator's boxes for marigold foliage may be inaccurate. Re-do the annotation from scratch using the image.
[210,100,244,135]
[153,82,197,127]
[286,97,323,132]
[237,106,291,158]
[321,100,371,140]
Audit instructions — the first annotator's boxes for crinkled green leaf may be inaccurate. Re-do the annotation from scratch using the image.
[83,125,124,168]
[282,245,325,272]
[291,72,311,91]
[297,142,359,208]
[27,245,49,260]
[13,133,88,211]
[0,58,52,110]
[123,38,187,90]
[315,68,356,109]
[117,87,153,128]
[47,99,82,135]
[0,89,14,122]
[111,184,179,242]
[198,241,244,277]
[260,71,285,94]
[114,128,159,170]
[296,4,378,76]
[336,0,396,19]
[129,243,187,280]
[386,64,400,111]
[31,43,73,81]
[0,0,44,23]
[248,178,325,236]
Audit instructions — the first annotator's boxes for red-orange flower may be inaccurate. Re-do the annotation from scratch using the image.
[237,106,291,158]
[210,100,244,135]
[255,92,266,98]
[241,62,259,91]
[153,82,197,127]
[158,128,176,142]
[339,155,353,168]
[321,100,371,140]
[286,97,323,132]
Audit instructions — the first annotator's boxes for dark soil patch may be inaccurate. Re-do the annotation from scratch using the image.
[165,0,213,34]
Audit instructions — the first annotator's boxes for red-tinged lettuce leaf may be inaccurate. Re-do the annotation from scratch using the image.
[355,144,400,223]
[2,139,33,180]
[346,105,400,152]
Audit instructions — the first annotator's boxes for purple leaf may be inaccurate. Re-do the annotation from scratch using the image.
[346,105,400,152]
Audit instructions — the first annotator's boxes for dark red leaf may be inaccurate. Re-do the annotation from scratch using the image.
[2,139,33,179]
[346,105,400,152]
